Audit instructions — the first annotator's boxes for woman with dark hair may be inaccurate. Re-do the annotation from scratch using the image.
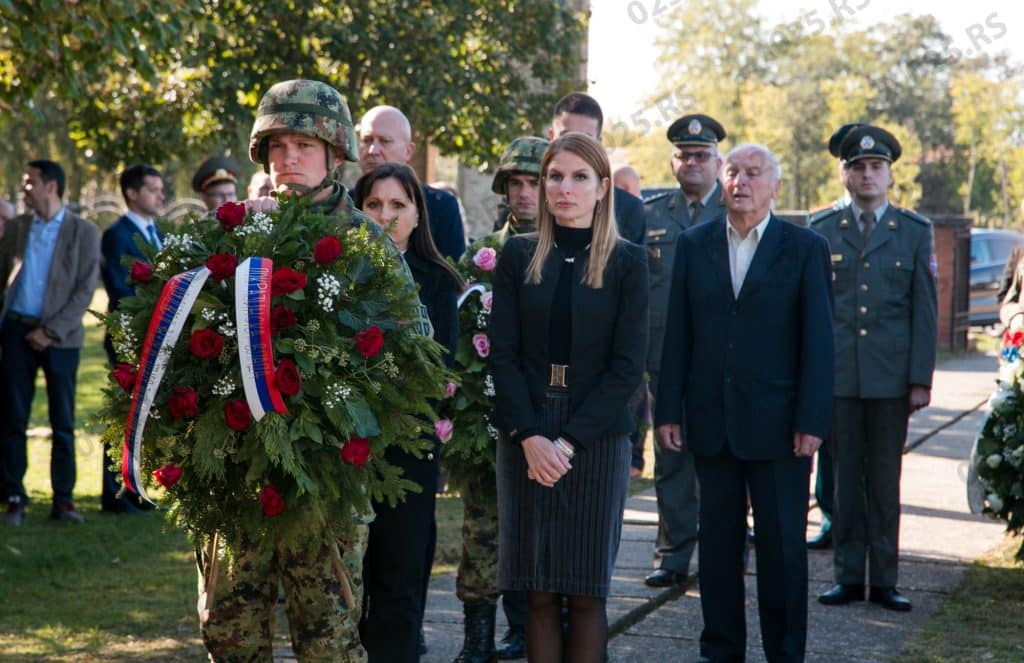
[355,163,465,662]
[490,133,649,662]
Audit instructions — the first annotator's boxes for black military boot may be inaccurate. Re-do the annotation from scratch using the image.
[453,601,498,663]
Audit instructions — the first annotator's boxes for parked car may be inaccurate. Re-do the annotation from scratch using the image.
[970,228,1024,327]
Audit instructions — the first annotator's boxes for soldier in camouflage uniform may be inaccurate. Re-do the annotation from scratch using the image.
[454,136,547,663]
[812,125,937,613]
[200,79,423,662]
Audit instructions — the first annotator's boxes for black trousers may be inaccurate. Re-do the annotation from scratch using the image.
[829,397,908,588]
[1,320,80,503]
[360,444,440,663]
[695,447,810,663]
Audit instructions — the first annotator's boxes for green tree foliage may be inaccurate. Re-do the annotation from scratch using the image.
[614,0,1024,223]
[0,1,587,198]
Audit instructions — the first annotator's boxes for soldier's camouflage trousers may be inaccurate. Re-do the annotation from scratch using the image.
[456,470,500,604]
[198,524,368,662]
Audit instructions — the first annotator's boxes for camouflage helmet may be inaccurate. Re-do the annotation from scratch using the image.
[249,79,359,168]
[491,136,549,194]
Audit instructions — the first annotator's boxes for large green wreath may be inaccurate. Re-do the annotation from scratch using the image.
[98,195,449,549]
[974,327,1024,558]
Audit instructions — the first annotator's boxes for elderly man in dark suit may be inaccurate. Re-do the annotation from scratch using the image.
[656,144,834,662]
[1,159,100,526]
[98,163,165,513]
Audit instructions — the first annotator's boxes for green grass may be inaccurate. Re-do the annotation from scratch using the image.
[0,290,205,661]
[900,536,1024,663]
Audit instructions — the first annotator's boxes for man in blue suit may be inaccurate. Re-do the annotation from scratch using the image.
[99,163,165,513]
[655,144,834,662]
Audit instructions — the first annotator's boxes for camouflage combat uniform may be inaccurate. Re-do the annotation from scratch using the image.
[453,137,547,663]
[199,79,422,663]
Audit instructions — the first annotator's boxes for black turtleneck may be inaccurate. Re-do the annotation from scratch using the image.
[548,224,593,365]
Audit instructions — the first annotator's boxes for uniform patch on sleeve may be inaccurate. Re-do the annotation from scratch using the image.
[930,253,938,277]
[831,253,844,263]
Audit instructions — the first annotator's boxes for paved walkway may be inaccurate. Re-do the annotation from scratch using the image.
[278,351,1009,662]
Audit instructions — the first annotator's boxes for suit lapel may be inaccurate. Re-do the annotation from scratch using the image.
[838,207,864,254]
[696,182,725,226]
[706,218,734,301]
[737,215,784,303]
[665,190,691,231]
[6,217,32,290]
[862,206,895,257]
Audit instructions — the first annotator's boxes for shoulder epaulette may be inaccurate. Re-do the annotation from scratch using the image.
[808,206,843,226]
[642,191,672,206]
[896,207,932,225]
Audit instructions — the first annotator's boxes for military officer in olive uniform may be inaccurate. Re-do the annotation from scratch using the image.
[642,114,727,588]
[452,136,548,663]
[812,124,937,613]
[807,123,863,551]
[191,155,242,212]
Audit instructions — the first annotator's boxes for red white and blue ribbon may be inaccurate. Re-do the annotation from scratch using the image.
[122,266,211,501]
[235,257,288,421]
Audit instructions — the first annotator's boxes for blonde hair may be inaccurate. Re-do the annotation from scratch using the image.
[526,133,619,288]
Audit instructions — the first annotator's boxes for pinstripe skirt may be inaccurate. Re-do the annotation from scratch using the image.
[496,388,631,597]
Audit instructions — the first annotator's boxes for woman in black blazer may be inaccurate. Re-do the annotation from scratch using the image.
[354,163,464,662]
[490,133,649,662]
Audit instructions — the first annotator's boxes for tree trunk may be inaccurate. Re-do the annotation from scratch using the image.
[963,149,976,216]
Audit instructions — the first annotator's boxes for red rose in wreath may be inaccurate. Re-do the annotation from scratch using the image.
[313,236,343,265]
[216,201,247,231]
[275,359,302,397]
[259,484,285,517]
[271,267,307,296]
[112,363,137,391]
[130,261,153,283]
[168,386,199,420]
[152,463,183,489]
[189,328,224,360]
[354,326,384,357]
[341,437,371,467]
[224,399,253,431]
[270,305,297,335]
[205,253,239,282]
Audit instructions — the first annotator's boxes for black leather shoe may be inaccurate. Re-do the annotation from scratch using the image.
[50,499,85,524]
[870,586,912,612]
[818,583,865,605]
[495,626,525,660]
[5,497,25,526]
[807,522,832,550]
[644,568,689,588]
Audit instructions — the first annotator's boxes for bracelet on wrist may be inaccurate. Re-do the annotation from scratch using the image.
[553,437,575,459]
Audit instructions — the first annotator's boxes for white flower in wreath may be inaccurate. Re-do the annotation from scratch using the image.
[986,453,1003,469]
[998,361,1022,387]
[989,386,1014,410]
[987,492,1005,513]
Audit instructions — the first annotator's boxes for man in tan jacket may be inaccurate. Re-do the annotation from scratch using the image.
[0,159,99,526]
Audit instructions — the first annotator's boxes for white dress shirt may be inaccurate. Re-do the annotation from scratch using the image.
[726,214,771,298]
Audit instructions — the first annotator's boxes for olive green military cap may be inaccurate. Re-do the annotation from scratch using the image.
[666,114,726,146]
[491,136,549,194]
[249,79,359,166]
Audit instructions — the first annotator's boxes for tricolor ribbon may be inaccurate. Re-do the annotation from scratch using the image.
[122,266,211,501]
[235,257,288,421]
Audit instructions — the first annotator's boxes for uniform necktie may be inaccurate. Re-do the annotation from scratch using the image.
[861,211,876,242]
[147,224,161,250]
[690,200,702,223]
